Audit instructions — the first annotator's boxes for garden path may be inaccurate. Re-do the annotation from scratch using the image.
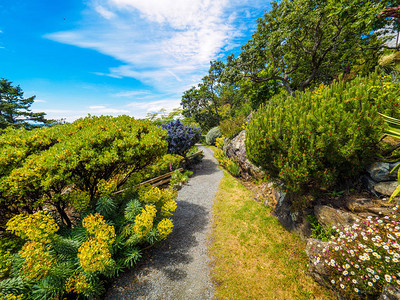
[106,145,223,300]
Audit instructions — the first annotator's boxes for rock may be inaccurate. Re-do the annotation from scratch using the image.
[368,162,397,182]
[305,238,332,288]
[225,130,264,180]
[314,205,358,229]
[360,175,380,197]
[271,187,295,231]
[374,181,398,196]
[379,285,400,300]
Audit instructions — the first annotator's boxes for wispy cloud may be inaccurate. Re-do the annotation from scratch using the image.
[44,0,265,114]
[112,90,151,97]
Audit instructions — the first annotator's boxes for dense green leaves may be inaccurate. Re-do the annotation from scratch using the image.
[246,73,394,193]
[233,0,395,94]
[0,115,167,227]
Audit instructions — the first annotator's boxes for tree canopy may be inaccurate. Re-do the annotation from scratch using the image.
[0,78,52,130]
[180,0,398,123]
[230,0,396,95]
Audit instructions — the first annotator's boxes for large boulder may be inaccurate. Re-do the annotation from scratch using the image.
[314,205,358,229]
[367,162,398,182]
[373,181,398,196]
[225,130,263,180]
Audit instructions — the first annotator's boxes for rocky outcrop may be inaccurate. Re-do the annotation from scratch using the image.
[305,239,332,289]
[364,161,400,196]
[314,205,358,229]
[379,285,400,300]
[224,130,264,180]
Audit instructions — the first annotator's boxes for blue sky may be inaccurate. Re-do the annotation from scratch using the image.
[0,0,269,122]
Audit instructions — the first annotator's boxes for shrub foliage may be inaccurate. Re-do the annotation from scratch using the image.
[206,127,222,146]
[1,186,178,299]
[246,74,392,193]
[0,115,167,228]
[162,119,201,157]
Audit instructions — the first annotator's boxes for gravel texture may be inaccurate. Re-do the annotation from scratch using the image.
[106,145,223,300]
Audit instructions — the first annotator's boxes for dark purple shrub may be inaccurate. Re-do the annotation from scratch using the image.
[162,120,201,157]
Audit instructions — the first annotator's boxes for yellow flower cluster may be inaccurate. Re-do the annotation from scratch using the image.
[78,238,112,273]
[6,211,59,243]
[82,213,116,245]
[65,272,90,294]
[0,293,25,300]
[139,186,177,206]
[19,241,55,281]
[78,214,116,273]
[157,219,174,240]
[134,205,157,238]
[139,186,163,204]
[161,200,177,217]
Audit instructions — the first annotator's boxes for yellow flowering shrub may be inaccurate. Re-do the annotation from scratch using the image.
[0,250,13,279]
[161,199,177,217]
[157,219,174,240]
[0,293,25,300]
[82,213,115,245]
[78,213,116,273]
[97,178,118,197]
[6,211,59,243]
[78,238,112,273]
[65,272,90,294]
[139,186,178,206]
[19,241,55,281]
[134,205,157,238]
[139,186,163,204]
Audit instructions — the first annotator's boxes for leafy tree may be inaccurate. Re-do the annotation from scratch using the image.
[181,61,229,131]
[0,115,167,228]
[230,0,396,95]
[0,78,52,130]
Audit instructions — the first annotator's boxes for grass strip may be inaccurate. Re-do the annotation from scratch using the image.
[210,170,335,299]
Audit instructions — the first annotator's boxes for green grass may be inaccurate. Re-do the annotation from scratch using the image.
[210,170,335,300]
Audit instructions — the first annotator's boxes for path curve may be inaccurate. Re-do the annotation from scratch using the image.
[106,145,223,300]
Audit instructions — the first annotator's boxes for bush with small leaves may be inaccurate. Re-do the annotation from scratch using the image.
[246,73,388,193]
[206,127,222,145]
[0,115,167,228]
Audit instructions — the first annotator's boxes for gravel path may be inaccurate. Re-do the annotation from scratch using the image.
[106,145,223,300]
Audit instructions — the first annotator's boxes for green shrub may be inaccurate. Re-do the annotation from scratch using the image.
[246,74,388,193]
[219,115,245,139]
[319,207,400,299]
[0,115,167,227]
[206,127,222,145]
[1,187,178,299]
[214,149,241,177]
[169,170,193,188]
[140,154,183,182]
[305,215,336,242]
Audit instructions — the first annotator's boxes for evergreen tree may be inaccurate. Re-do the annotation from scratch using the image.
[0,78,52,130]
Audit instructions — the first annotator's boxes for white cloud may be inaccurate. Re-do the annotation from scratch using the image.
[94,5,116,19]
[34,99,46,103]
[112,90,151,97]
[127,98,181,113]
[45,0,264,93]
